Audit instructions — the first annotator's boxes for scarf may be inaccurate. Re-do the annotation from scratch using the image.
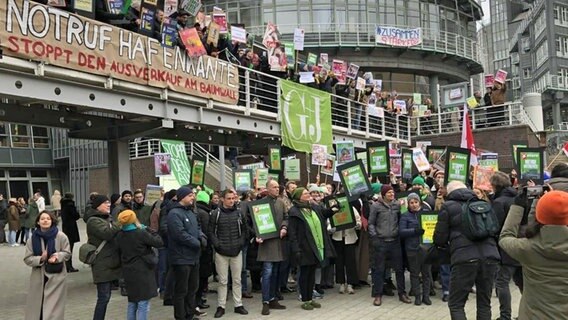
[32,227,59,256]
[122,223,146,232]
[300,208,324,261]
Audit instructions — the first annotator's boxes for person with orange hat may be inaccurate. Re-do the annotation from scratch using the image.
[499,190,568,320]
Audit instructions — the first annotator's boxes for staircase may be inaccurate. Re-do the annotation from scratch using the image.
[129,138,233,189]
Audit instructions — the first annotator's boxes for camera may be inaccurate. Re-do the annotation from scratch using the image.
[524,185,550,200]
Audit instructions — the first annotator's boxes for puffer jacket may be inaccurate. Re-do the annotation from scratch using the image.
[368,199,401,240]
[208,205,246,257]
[84,208,121,284]
[492,187,519,266]
[167,203,201,266]
[499,204,568,320]
[433,188,500,265]
[399,205,431,252]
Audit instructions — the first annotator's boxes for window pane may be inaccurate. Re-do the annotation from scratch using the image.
[9,170,27,178]
[11,136,30,148]
[10,124,28,136]
[30,170,48,177]
[32,126,49,137]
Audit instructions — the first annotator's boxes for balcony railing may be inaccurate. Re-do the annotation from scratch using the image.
[533,74,568,93]
[248,23,482,66]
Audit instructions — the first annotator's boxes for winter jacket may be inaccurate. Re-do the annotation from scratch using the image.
[208,205,246,257]
[492,187,519,266]
[490,83,506,105]
[368,199,401,240]
[158,199,177,246]
[60,198,80,244]
[194,202,213,278]
[51,191,61,211]
[399,206,431,252]
[499,204,568,320]
[84,208,122,284]
[133,201,152,227]
[117,227,163,302]
[433,188,500,265]
[24,202,39,229]
[167,203,201,266]
[288,204,336,267]
[8,204,20,231]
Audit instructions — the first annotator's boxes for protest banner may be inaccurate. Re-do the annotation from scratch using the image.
[280,80,333,153]
[332,59,347,84]
[485,74,495,88]
[420,213,438,244]
[374,79,382,91]
[190,157,206,186]
[144,184,163,206]
[139,6,155,37]
[161,17,178,48]
[473,166,495,191]
[510,140,528,165]
[262,22,280,49]
[283,42,295,69]
[319,53,329,66]
[293,28,304,51]
[416,141,431,154]
[299,72,315,83]
[356,77,366,90]
[255,168,269,190]
[401,148,416,181]
[249,198,280,239]
[160,140,191,186]
[181,0,201,16]
[466,96,478,109]
[336,141,355,165]
[390,155,402,177]
[164,0,178,16]
[306,53,317,69]
[0,0,239,104]
[356,151,368,173]
[516,148,544,184]
[321,154,336,176]
[375,26,422,47]
[337,160,372,199]
[368,105,384,118]
[394,100,407,114]
[234,170,253,193]
[426,146,445,164]
[417,105,429,117]
[312,144,328,166]
[212,13,227,33]
[413,93,422,105]
[495,69,508,84]
[479,153,499,171]
[154,153,172,176]
[269,43,288,72]
[412,148,431,173]
[206,21,220,46]
[324,194,356,231]
[284,158,301,181]
[367,141,390,177]
[346,63,359,79]
[179,27,207,57]
[106,0,123,14]
[241,162,265,171]
[444,147,471,186]
[231,25,247,43]
[268,146,282,171]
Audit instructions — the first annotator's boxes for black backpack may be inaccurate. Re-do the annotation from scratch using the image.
[461,198,500,241]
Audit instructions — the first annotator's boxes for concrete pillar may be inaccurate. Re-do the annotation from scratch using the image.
[430,75,439,106]
[219,145,226,191]
[522,93,544,131]
[108,140,131,193]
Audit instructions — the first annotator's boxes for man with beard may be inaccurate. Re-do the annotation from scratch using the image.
[112,190,133,221]
[133,190,152,227]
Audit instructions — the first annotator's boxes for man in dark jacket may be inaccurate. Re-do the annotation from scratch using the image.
[111,190,133,221]
[434,181,500,320]
[85,194,121,320]
[133,190,152,227]
[208,189,249,318]
[194,191,213,309]
[368,185,412,307]
[490,172,521,320]
[167,186,201,320]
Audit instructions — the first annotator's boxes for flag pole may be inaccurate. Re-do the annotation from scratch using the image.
[546,148,564,171]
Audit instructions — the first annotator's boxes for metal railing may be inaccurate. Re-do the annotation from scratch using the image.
[248,23,482,65]
[533,74,568,93]
[129,139,233,187]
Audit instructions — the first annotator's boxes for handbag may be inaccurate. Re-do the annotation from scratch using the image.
[79,240,107,265]
[44,261,64,274]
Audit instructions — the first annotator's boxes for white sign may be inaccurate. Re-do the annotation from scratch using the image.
[299,72,315,83]
[375,26,422,47]
[311,144,328,166]
[412,148,431,172]
[356,77,366,90]
[368,105,384,118]
[374,79,382,91]
[231,25,247,43]
[293,28,305,51]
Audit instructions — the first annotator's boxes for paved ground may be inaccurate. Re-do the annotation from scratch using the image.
[0,221,521,319]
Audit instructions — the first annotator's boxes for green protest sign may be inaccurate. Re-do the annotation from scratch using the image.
[444,147,470,186]
[401,149,415,181]
[366,141,390,176]
[420,212,438,244]
[268,146,282,171]
[323,194,356,231]
[255,168,269,190]
[190,158,206,186]
[249,198,279,239]
[479,153,499,171]
[234,170,253,193]
[280,80,332,153]
[337,160,372,199]
[510,140,528,165]
[284,158,301,181]
[284,42,295,69]
[516,148,544,184]
[160,139,191,187]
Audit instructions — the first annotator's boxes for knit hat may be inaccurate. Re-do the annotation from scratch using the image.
[91,194,110,209]
[292,187,306,201]
[121,190,133,197]
[446,181,467,196]
[381,185,394,197]
[110,193,121,205]
[412,176,426,187]
[371,182,382,195]
[176,186,194,201]
[536,191,568,226]
[308,185,321,193]
[407,192,421,203]
[196,191,210,204]
[118,209,137,225]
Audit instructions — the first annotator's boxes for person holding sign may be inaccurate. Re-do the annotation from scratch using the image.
[369,185,412,306]
[399,193,433,306]
[288,188,340,311]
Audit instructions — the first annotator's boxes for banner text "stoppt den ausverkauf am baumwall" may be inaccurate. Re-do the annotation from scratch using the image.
[0,0,239,104]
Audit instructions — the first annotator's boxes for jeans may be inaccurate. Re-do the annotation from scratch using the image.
[93,281,113,320]
[371,239,406,297]
[407,250,432,298]
[127,300,150,320]
[215,252,243,308]
[448,260,499,320]
[261,262,281,303]
[241,244,249,293]
[495,265,522,320]
[172,264,200,320]
[298,265,316,302]
[157,247,168,293]
[8,230,17,245]
[333,240,357,285]
[440,264,451,294]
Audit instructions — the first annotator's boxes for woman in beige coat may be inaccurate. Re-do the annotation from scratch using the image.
[51,190,62,217]
[23,211,71,320]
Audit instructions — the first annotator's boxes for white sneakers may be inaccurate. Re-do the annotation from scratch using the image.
[338,283,346,294]
[339,284,355,294]
[347,285,355,294]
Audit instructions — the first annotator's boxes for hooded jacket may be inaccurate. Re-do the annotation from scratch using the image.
[167,203,201,266]
[84,208,121,283]
[433,188,500,265]
[499,204,568,320]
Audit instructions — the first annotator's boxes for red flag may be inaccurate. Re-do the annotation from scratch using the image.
[563,142,568,157]
[460,105,478,166]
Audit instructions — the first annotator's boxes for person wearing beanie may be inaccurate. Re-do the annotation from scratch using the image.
[110,193,121,215]
[194,190,213,309]
[116,209,163,320]
[83,193,121,320]
[111,190,134,221]
[399,192,432,306]
[369,183,411,306]
[411,176,435,209]
[434,181,500,318]
[499,190,568,320]
[288,187,338,311]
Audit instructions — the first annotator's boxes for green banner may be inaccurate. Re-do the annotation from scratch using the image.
[160,140,191,187]
[255,168,269,189]
[251,202,278,234]
[234,170,252,192]
[191,159,206,186]
[284,158,301,181]
[519,150,542,181]
[369,146,388,175]
[269,146,282,171]
[280,80,332,153]
[447,152,469,183]
[402,151,413,180]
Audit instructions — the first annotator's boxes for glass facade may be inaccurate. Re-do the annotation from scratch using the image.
[490,0,509,72]
[0,122,51,149]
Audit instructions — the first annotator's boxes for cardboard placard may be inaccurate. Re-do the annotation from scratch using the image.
[444,147,471,186]
[366,141,390,177]
[144,184,163,206]
[336,160,372,199]
[249,198,280,240]
[324,194,356,231]
[420,212,438,244]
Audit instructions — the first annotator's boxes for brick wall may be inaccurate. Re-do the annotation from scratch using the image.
[131,157,159,191]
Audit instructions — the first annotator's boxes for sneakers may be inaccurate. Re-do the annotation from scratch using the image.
[234,306,248,315]
[214,307,225,318]
[195,308,207,318]
[347,285,355,294]
[442,293,449,302]
[301,302,314,310]
[312,290,324,299]
[338,283,346,294]
[268,300,286,310]
[310,300,321,308]
[261,303,270,316]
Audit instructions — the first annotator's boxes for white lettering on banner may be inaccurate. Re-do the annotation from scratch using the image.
[282,89,323,144]
[161,143,191,184]
[524,160,538,169]
[375,26,422,47]
[452,164,464,176]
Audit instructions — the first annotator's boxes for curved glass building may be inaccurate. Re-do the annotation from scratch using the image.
[204,0,484,99]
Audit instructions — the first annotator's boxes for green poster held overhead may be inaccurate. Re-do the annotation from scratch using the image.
[268,146,282,171]
[191,158,206,186]
[280,80,333,153]
[284,42,295,69]
[284,158,301,181]
[234,170,253,193]
[517,148,544,183]
[160,139,191,187]
[367,141,390,176]
[255,168,269,190]
[402,150,414,181]
[307,53,317,68]
[336,160,372,198]
[444,147,470,186]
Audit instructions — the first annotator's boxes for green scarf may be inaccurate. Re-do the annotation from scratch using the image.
[301,208,324,261]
